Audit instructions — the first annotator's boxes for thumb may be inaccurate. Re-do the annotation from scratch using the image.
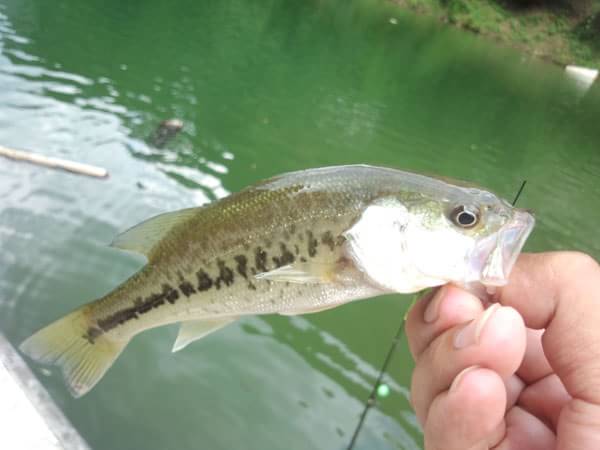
[495,252,600,450]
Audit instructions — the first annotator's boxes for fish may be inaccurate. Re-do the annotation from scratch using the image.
[19,165,535,397]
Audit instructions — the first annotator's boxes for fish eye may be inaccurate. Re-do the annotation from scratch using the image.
[450,205,479,228]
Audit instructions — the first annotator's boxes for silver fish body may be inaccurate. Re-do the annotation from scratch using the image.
[20,165,535,396]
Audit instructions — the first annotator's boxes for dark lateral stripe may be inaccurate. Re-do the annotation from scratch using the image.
[87,242,307,343]
[307,231,318,257]
[255,247,268,272]
[215,259,234,289]
[163,284,180,304]
[179,280,196,297]
[83,326,103,344]
[272,242,295,268]
[234,255,248,279]
[96,305,139,334]
[197,269,213,291]
[91,283,179,338]
[321,231,335,251]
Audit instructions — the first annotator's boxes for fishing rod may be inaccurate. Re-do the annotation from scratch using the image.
[346,180,528,449]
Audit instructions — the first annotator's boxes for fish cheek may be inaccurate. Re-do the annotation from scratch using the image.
[408,223,473,283]
[342,202,448,292]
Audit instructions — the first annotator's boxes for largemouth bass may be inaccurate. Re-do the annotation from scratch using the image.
[20,165,534,397]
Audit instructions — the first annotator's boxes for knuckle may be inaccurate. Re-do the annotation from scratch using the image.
[545,251,600,289]
[561,398,600,431]
[570,252,600,273]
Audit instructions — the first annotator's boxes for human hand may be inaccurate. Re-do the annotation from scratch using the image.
[406,252,600,449]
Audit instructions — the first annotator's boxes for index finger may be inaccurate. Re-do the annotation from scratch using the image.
[494,251,600,403]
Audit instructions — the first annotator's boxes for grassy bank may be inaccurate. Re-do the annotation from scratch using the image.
[387,0,600,67]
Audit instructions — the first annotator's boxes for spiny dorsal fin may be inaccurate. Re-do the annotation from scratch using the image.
[172,317,237,352]
[110,207,200,257]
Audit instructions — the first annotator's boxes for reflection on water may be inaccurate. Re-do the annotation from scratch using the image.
[1,0,600,448]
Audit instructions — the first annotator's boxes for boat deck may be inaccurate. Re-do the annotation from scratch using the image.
[0,333,90,450]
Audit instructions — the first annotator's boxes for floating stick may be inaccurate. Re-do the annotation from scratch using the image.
[0,145,108,179]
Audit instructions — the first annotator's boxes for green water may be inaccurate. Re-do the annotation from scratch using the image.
[0,0,599,449]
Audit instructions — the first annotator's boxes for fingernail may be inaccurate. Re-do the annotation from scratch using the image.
[423,287,444,323]
[449,366,480,393]
[453,304,500,349]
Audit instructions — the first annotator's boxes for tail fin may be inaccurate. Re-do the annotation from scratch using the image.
[19,306,129,398]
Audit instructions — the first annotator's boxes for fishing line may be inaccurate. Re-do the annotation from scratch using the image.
[512,180,527,206]
[346,314,407,450]
[347,180,528,449]
[347,293,419,450]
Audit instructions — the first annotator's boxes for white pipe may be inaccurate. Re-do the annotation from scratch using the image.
[565,65,599,94]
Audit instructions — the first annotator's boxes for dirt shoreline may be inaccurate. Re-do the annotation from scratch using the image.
[387,0,600,68]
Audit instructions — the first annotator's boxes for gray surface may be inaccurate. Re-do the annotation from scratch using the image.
[0,333,90,450]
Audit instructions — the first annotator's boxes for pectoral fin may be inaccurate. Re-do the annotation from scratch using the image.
[255,261,340,284]
[172,317,237,352]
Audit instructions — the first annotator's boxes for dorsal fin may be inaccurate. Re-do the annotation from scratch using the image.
[110,207,199,257]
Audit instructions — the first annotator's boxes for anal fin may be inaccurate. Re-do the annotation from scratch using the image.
[172,317,237,352]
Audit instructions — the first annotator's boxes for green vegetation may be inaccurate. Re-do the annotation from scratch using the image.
[388,0,600,67]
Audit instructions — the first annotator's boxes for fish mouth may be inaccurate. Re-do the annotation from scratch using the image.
[479,209,535,286]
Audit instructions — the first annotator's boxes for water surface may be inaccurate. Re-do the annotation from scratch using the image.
[1,0,599,449]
